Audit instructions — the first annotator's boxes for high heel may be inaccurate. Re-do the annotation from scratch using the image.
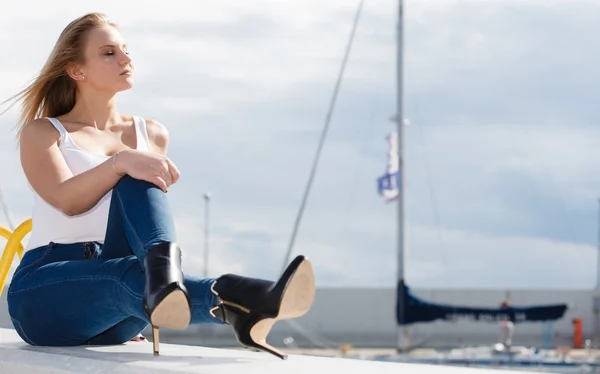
[142,242,191,356]
[152,326,159,356]
[209,255,315,360]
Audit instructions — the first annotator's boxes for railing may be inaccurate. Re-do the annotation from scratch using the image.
[0,218,32,296]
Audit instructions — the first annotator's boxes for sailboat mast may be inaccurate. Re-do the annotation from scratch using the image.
[396,0,406,352]
[597,197,600,289]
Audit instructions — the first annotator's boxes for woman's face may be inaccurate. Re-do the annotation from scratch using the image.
[77,25,134,92]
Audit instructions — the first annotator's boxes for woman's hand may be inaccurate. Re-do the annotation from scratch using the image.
[115,149,180,192]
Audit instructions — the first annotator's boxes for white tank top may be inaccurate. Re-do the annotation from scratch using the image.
[25,116,151,250]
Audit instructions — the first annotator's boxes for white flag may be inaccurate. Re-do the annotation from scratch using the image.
[377,131,400,202]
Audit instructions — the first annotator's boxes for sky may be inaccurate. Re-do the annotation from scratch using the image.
[0,0,599,290]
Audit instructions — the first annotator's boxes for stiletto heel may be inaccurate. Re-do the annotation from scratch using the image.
[142,242,191,357]
[210,255,315,360]
[152,326,159,356]
[248,319,286,359]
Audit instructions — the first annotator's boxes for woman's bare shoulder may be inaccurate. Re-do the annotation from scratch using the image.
[20,118,59,146]
[142,118,170,155]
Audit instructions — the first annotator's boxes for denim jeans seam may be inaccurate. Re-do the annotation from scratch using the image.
[190,284,218,309]
[7,276,143,302]
[191,293,215,307]
[11,317,37,345]
[10,247,53,282]
[113,189,146,252]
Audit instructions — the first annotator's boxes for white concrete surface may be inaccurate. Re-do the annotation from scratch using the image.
[0,327,554,374]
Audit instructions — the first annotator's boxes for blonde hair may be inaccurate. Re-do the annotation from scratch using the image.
[1,13,118,139]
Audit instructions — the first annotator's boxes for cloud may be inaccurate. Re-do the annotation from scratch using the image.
[0,0,598,289]
[407,224,597,289]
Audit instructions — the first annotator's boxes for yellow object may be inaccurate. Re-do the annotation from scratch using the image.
[0,218,32,297]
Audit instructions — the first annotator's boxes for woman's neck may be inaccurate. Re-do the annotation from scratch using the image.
[67,90,121,130]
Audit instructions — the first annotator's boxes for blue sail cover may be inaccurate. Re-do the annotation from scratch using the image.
[396,280,568,325]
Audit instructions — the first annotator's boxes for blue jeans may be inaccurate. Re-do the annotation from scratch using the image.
[7,176,221,346]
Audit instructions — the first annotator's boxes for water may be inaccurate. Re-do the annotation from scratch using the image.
[369,353,600,374]
[358,344,600,374]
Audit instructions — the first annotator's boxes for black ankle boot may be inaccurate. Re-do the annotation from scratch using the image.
[209,255,315,360]
[142,242,191,355]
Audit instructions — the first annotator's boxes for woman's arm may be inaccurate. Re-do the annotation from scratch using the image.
[20,118,179,217]
[20,119,123,216]
[121,118,180,185]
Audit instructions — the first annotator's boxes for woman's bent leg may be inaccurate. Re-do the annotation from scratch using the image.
[98,176,221,345]
[102,176,202,353]
[102,175,177,259]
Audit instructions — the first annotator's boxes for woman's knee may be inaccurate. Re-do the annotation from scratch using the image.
[115,175,157,191]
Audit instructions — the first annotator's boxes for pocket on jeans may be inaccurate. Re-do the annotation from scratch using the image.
[12,246,52,280]
[10,317,37,345]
